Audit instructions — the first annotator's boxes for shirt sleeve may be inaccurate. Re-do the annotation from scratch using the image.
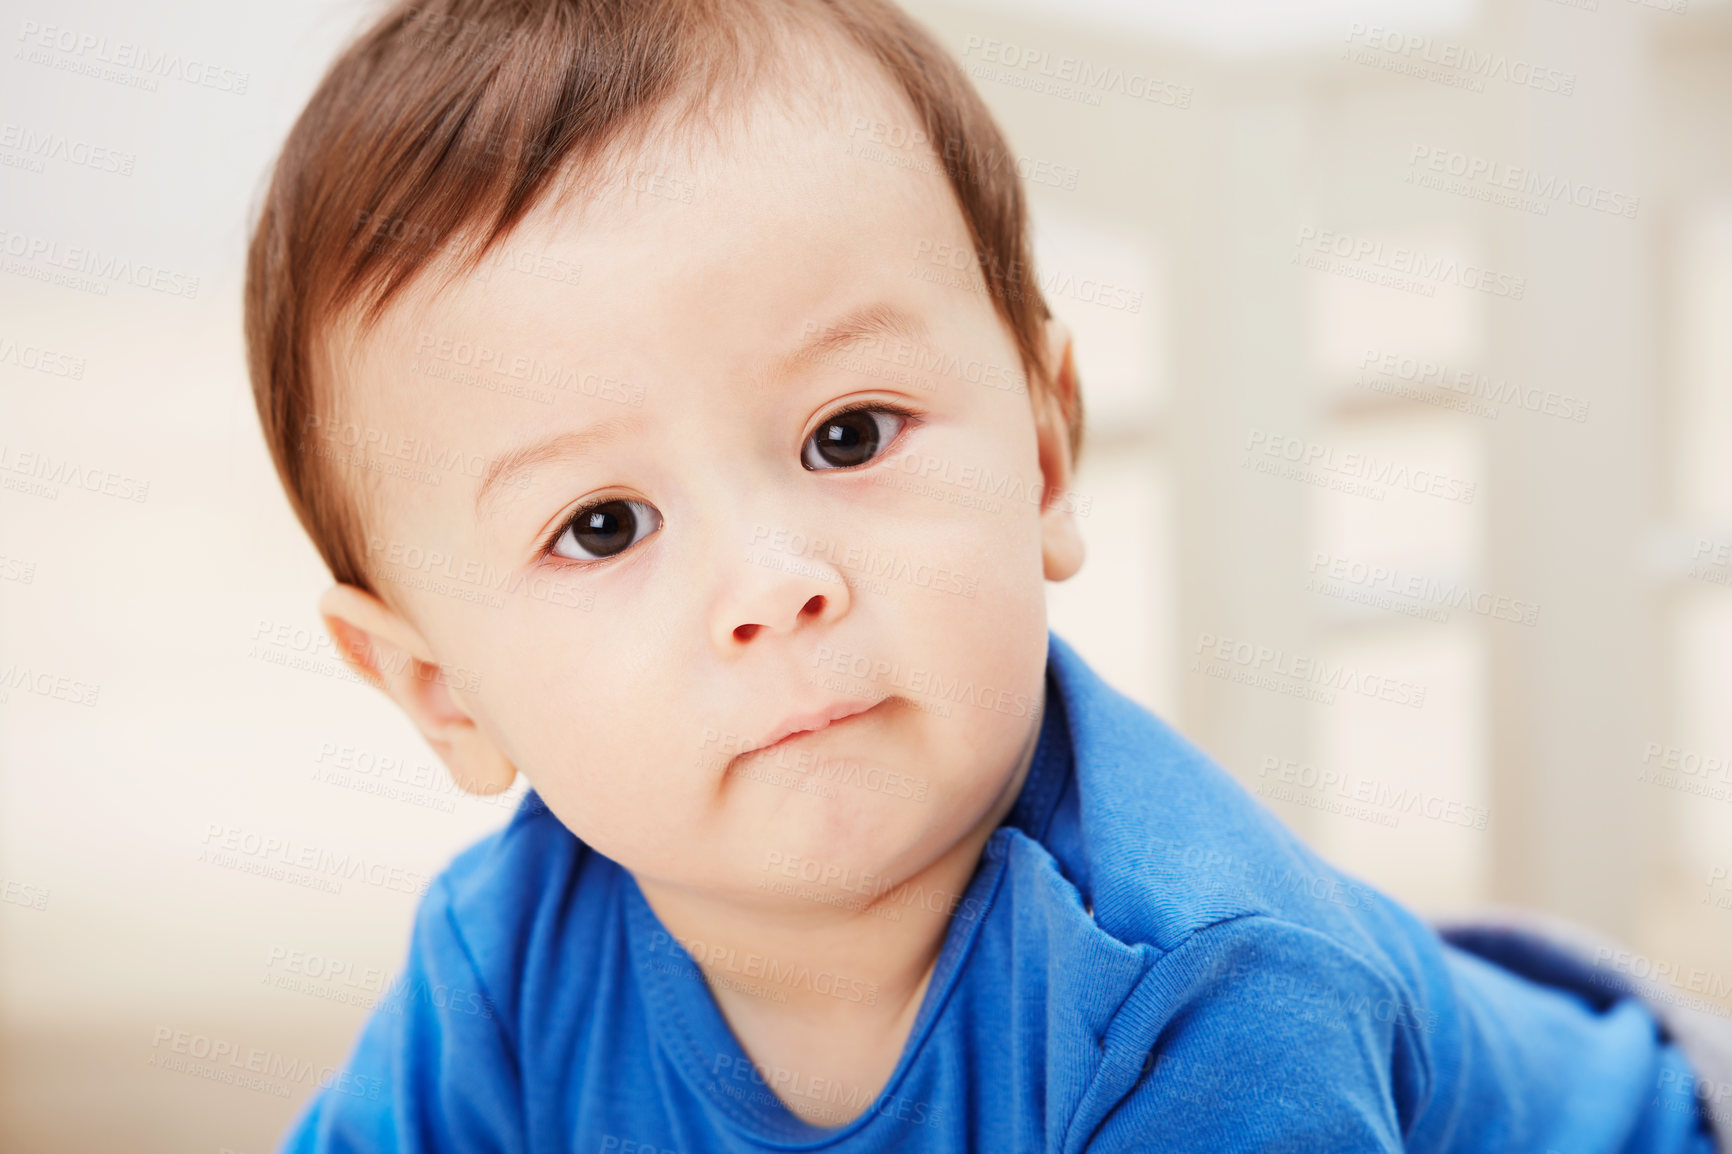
[1080,916,1417,1154]
[278,874,524,1154]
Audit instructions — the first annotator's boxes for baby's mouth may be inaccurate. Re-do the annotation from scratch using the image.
[740,695,889,760]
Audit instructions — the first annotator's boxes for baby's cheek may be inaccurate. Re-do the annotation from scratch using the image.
[528,744,687,866]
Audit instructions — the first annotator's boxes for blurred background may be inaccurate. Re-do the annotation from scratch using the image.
[3,0,1730,1148]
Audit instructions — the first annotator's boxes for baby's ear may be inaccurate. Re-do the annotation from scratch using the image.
[318,584,517,795]
[1035,319,1086,583]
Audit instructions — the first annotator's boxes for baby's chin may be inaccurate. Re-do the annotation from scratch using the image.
[730,768,933,873]
[700,770,1001,906]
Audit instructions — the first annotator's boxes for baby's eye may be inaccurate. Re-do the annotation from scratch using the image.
[549,498,662,562]
[802,406,910,471]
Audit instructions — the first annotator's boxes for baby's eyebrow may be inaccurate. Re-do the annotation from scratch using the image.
[778,302,930,379]
[474,419,633,520]
[473,304,927,520]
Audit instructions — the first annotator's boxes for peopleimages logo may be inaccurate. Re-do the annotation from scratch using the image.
[809,645,1038,718]
[1636,741,1732,805]
[749,524,979,599]
[1243,429,1477,505]
[1191,631,1428,709]
[197,823,431,897]
[411,331,645,406]
[0,122,135,175]
[0,442,149,502]
[0,333,86,379]
[1343,23,1576,96]
[1406,144,1640,220]
[365,535,595,612]
[1357,348,1589,424]
[1592,948,1732,1002]
[959,35,1193,110]
[645,929,880,1005]
[1292,226,1525,300]
[1257,755,1489,830]
[15,20,250,94]
[0,663,100,707]
[0,225,199,299]
[1307,550,1539,627]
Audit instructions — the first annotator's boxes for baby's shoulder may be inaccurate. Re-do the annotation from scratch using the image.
[439,790,587,900]
[1048,637,1439,982]
[422,792,621,1013]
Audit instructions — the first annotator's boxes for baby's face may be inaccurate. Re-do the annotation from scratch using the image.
[335,77,1080,907]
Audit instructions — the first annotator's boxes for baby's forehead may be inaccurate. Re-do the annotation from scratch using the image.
[329,72,969,466]
[324,23,972,448]
[547,40,939,231]
[343,39,939,360]
[349,58,958,357]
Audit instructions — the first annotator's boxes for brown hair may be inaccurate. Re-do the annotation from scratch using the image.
[245,0,1080,595]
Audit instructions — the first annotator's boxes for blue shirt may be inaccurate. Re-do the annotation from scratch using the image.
[282,633,1716,1153]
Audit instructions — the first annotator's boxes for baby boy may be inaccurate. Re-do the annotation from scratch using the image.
[247,0,1720,1150]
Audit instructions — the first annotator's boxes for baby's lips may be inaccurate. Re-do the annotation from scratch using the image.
[743,695,887,757]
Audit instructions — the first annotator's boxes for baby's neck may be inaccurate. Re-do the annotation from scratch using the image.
[633,715,1041,1127]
